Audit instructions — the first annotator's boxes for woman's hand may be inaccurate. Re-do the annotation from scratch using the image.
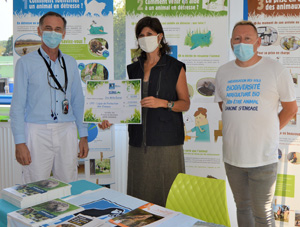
[141,96,166,108]
[98,120,113,130]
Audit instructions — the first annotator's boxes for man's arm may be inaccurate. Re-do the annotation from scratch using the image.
[279,100,298,130]
[218,102,223,112]
[69,57,89,158]
[10,59,31,165]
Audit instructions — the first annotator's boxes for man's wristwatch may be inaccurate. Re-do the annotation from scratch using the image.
[167,101,174,111]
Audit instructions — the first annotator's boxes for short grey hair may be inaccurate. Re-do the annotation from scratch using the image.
[39,11,67,30]
[232,20,258,37]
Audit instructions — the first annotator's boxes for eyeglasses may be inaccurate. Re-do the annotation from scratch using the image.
[47,59,66,90]
[47,70,66,90]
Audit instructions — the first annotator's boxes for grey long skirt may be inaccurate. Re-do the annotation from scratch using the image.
[127,145,185,207]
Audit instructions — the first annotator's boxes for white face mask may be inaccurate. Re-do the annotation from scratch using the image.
[138,34,160,53]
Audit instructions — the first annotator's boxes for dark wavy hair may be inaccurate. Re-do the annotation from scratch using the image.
[135,16,170,59]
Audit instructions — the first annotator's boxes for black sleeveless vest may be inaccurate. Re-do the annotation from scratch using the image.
[127,54,185,147]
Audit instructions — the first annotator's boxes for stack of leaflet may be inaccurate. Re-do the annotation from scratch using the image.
[7,198,84,227]
[1,178,72,208]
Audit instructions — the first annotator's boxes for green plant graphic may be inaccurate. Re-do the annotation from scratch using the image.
[121,108,141,123]
[122,80,141,94]
[86,81,108,95]
[84,108,101,122]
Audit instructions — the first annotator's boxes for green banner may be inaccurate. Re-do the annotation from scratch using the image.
[126,0,227,17]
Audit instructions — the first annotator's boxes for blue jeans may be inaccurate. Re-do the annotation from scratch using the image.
[225,162,277,227]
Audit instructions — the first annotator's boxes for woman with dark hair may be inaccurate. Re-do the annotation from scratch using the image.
[126,16,190,206]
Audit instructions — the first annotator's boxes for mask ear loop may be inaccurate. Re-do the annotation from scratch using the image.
[253,38,260,54]
[158,34,162,48]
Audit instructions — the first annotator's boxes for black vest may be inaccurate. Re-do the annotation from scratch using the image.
[127,54,185,147]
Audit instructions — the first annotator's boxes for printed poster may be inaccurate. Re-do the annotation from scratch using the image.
[126,0,229,179]
[247,1,300,226]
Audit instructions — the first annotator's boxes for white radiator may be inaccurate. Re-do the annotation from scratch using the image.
[0,122,22,192]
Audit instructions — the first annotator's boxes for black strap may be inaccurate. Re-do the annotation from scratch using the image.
[38,48,68,94]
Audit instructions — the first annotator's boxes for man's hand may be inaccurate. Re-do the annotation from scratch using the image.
[98,120,112,130]
[78,137,89,159]
[15,143,32,165]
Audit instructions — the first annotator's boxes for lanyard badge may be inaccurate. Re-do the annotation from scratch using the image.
[62,98,69,114]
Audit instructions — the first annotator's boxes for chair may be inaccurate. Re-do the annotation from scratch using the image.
[166,173,231,227]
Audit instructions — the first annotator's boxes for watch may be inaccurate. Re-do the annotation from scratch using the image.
[167,101,174,111]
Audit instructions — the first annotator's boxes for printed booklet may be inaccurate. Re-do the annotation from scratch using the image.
[7,198,83,227]
[48,214,109,227]
[1,178,71,208]
[109,203,179,227]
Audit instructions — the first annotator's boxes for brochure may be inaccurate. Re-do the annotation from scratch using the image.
[109,203,179,227]
[49,214,108,227]
[8,199,83,227]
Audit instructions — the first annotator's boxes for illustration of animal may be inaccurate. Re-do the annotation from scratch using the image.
[46,200,69,212]
[37,179,59,188]
[84,0,106,17]
[89,21,107,34]
[89,39,108,56]
[198,81,215,96]
[22,47,28,55]
[190,31,211,50]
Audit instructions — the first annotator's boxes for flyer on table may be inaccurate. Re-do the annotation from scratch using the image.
[84,79,141,124]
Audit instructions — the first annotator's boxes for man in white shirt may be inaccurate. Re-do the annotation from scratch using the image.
[215,20,298,226]
[10,12,89,184]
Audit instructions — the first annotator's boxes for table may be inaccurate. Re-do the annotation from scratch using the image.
[3,180,200,227]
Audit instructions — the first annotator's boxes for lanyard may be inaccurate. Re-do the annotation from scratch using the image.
[38,48,68,95]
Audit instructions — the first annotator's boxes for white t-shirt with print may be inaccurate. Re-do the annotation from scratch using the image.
[215,57,296,168]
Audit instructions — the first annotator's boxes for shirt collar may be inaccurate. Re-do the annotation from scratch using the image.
[39,46,63,62]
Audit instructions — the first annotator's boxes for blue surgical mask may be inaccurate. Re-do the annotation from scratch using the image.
[233,42,256,62]
[42,31,63,49]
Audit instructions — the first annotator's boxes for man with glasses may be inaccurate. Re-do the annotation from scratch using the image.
[215,20,298,226]
[10,11,88,184]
